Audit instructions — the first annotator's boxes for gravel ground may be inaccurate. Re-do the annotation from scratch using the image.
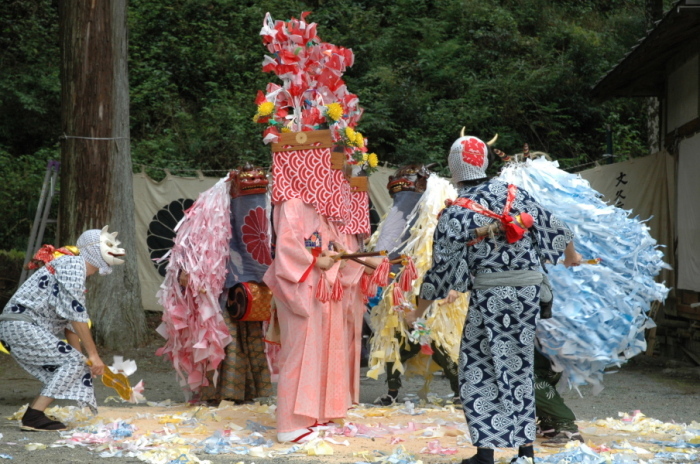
[1,336,699,463]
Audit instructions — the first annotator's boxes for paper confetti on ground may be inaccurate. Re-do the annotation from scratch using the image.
[4,404,700,463]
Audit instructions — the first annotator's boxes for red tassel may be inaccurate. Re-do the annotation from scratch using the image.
[316,273,331,302]
[368,280,378,298]
[331,276,344,301]
[360,272,371,295]
[398,257,417,292]
[360,272,379,298]
[392,285,405,307]
[503,218,526,243]
[371,257,391,287]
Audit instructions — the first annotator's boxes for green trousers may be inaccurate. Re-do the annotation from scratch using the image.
[386,339,459,395]
[534,348,578,433]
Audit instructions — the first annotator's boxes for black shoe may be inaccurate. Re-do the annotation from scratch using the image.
[460,447,494,464]
[21,407,67,432]
[461,457,495,464]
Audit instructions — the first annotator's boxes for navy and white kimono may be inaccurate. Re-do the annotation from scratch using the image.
[420,179,573,448]
[0,256,96,412]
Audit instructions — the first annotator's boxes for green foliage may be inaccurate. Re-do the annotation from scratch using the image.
[0,0,60,156]
[0,0,661,251]
[126,0,651,171]
[0,249,25,309]
[347,0,650,166]
[0,147,59,251]
[128,0,308,170]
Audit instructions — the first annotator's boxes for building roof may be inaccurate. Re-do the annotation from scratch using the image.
[592,0,700,99]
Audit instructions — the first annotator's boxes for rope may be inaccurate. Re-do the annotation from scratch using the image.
[563,160,599,172]
[136,163,237,174]
[60,134,129,141]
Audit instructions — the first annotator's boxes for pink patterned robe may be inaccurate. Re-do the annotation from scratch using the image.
[338,234,365,404]
[264,198,355,432]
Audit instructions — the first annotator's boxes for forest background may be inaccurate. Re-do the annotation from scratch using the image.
[0,0,674,254]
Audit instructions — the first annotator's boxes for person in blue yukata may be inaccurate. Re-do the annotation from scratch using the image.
[409,133,581,464]
[0,227,124,431]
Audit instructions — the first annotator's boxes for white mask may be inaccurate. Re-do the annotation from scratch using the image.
[100,225,125,266]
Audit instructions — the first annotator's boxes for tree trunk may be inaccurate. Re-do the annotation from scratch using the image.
[645,0,664,28]
[59,1,147,349]
[645,0,664,154]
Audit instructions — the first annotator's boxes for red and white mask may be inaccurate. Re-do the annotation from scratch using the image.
[448,135,489,184]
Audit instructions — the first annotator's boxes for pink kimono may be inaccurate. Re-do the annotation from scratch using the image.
[338,234,366,404]
[264,198,355,432]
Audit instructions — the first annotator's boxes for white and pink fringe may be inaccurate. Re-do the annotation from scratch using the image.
[155,178,233,392]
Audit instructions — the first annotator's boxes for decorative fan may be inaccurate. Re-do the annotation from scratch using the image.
[147,198,195,276]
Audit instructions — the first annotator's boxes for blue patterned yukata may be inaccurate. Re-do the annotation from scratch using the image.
[0,255,96,412]
[420,179,573,448]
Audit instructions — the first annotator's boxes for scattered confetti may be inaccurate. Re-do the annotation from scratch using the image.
[4,402,700,464]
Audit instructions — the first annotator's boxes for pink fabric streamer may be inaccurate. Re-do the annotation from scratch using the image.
[325,420,434,439]
[421,440,459,455]
[155,178,233,391]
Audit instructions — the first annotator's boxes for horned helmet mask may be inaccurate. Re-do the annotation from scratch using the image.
[447,128,498,184]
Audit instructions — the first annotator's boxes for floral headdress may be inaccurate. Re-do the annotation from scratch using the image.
[254,12,379,174]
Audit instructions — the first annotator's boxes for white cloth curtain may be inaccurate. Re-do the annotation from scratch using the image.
[579,151,675,288]
[132,167,394,311]
[133,170,219,311]
[676,136,700,291]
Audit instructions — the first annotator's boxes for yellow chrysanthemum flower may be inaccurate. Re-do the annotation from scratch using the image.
[344,127,356,143]
[354,132,365,148]
[326,102,343,121]
[368,152,379,168]
[281,127,291,133]
[257,101,275,116]
[362,153,369,162]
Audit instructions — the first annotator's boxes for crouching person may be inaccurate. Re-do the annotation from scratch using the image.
[0,227,124,431]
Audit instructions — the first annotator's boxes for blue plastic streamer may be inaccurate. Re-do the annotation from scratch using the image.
[499,158,670,393]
